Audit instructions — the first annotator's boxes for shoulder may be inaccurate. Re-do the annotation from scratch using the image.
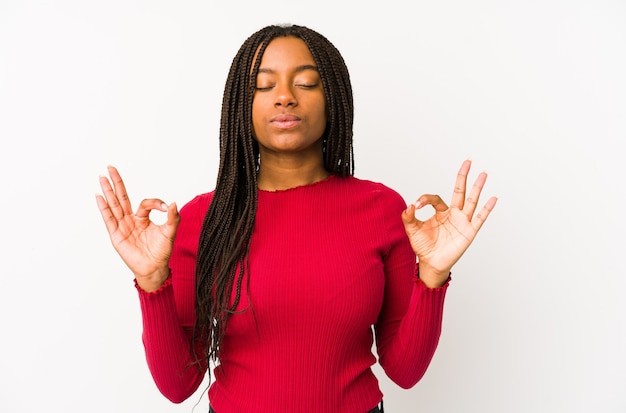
[180,191,213,212]
[338,177,409,251]
[178,191,214,224]
[171,191,214,250]
[337,176,406,209]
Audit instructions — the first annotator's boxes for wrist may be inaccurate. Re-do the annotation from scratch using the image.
[417,262,450,288]
[135,267,170,292]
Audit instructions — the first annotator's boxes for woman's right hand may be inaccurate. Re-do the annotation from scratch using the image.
[96,166,180,292]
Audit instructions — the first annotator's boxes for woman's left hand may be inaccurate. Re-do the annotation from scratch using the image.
[401,160,498,288]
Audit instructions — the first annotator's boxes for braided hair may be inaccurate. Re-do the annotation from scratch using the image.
[193,24,355,368]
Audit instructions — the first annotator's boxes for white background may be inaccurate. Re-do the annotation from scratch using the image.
[1,1,625,412]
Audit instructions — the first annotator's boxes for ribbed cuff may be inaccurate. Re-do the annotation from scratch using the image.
[134,275,173,296]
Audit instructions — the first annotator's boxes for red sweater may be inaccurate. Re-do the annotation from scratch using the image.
[137,175,449,413]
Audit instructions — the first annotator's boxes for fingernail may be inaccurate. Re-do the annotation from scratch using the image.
[414,201,421,209]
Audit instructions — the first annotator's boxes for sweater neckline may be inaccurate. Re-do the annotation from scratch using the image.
[258,174,337,194]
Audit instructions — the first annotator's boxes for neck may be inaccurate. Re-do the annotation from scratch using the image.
[257,157,330,191]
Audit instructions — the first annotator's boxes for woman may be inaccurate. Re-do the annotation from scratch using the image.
[96,24,497,413]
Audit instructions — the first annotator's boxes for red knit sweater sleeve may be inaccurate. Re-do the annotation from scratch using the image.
[374,189,449,389]
[135,194,211,403]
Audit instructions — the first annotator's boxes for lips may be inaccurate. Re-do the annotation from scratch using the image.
[271,114,301,130]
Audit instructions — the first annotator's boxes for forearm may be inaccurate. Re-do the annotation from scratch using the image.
[137,278,207,403]
[377,276,449,389]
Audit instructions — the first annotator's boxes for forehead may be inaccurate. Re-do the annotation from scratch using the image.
[256,36,316,69]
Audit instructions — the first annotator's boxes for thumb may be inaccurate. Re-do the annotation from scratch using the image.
[162,202,180,238]
[402,203,419,226]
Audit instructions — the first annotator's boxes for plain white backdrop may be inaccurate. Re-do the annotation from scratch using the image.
[1,1,624,412]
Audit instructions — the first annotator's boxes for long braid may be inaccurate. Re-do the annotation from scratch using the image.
[193,24,355,372]
[300,28,354,176]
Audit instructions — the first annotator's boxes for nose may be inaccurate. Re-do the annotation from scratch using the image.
[274,83,297,107]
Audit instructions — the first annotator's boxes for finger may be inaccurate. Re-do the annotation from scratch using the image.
[163,202,180,240]
[402,203,424,227]
[99,174,125,220]
[402,204,426,240]
[166,202,180,226]
[471,196,498,232]
[463,171,488,217]
[413,194,448,213]
[107,166,134,216]
[450,159,471,209]
[135,198,170,220]
[95,193,119,236]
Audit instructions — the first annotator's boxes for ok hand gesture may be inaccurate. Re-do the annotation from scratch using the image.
[402,160,497,288]
[95,166,180,292]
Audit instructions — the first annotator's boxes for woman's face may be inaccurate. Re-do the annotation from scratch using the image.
[251,36,327,161]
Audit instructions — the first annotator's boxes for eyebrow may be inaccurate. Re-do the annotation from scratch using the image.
[257,64,319,75]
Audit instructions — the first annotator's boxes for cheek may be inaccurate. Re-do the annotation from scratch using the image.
[315,103,328,133]
[318,94,328,125]
[251,101,263,138]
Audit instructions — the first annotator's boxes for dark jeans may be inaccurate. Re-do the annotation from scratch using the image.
[209,401,383,413]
